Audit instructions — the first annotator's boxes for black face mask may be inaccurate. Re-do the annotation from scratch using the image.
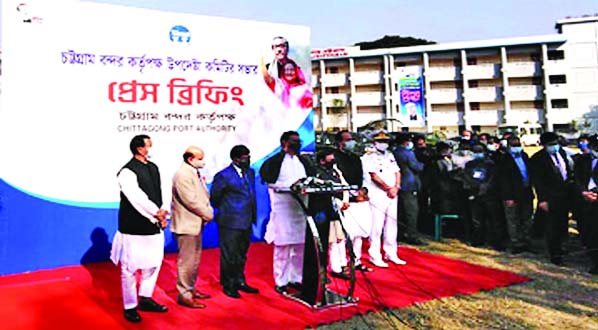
[237,158,250,169]
[323,161,335,169]
[288,140,301,152]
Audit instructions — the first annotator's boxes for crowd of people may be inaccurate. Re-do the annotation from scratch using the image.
[109,128,598,323]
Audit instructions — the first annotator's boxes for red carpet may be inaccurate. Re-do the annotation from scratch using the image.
[0,243,530,330]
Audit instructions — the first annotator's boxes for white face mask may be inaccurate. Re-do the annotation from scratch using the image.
[500,140,508,148]
[190,159,206,169]
[374,142,389,152]
[145,148,153,159]
[344,140,356,151]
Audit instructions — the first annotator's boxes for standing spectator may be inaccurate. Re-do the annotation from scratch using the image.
[495,136,533,253]
[530,132,574,265]
[462,143,500,246]
[332,130,373,272]
[573,134,598,274]
[260,131,315,293]
[110,135,169,323]
[414,135,436,235]
[394,133,424,245]
[573,134,592,247]
[170,146,214,308]
[362,131,406,267]
[211,145,259,298]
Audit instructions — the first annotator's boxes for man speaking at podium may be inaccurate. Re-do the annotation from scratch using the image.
[260,131,315,294]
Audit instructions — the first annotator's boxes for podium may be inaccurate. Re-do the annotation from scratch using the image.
[274,178,359,309]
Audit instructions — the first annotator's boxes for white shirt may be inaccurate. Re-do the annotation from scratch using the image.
[361,151,400,193]
[274,153,307,188]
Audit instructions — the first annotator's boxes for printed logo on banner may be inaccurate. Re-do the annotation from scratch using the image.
[16,2,44,23]
[169,25,191,44]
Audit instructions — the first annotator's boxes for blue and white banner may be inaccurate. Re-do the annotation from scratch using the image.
[0,0,313,275]
[393,66,425,127]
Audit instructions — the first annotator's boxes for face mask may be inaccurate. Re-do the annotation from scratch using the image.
[237,158,250,169]
[510,146,523,155]
[190,159,206,169]
[546,144,560,154]
[578,142,589,150]
[323,161,335,169]
[473,152,485,159]
[344,140,356,151]
[500,140,508,148]
[374,142,388,152]
[462,136,470,141]
[405,142,414,151]
[287,140,301,152]
[145,148,153,159]
[487,144,497,152]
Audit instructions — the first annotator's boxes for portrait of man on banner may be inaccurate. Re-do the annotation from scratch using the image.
[395,66,425,127]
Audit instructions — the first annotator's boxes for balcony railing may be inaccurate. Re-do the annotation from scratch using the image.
[352,92,385,106]
[427,111,465,126]
[465,110,504,125]
[351,71,383,85]
[425,66,461,81]
[506,108,546,124]
[507,85,543,101]
[464,63,500,79]
[505,61,541,77]
[427,88,463,104]
[321,73,348,87]
[465,86,503,102]
[321,93,349,107]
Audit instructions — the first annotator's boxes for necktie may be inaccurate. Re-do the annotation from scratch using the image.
[553,154,567,180]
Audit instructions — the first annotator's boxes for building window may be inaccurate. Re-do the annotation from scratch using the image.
[328,67,339,74]
[471,125,481,132]
[453,58,461,67]
[470,102,480,111]
[467,57,477,65]
[547,50,565,60]
[401,127,409,132]
[457,103,465,112]
[468,80,479,88]
[329,87,339,94]
[551,99,568,109]
[549,75,567,84]
[396,62,407,67]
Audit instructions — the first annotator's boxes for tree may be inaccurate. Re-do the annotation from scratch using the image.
[355,35,436,50]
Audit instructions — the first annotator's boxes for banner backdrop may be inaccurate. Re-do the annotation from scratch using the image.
[393,66,425,127]
[0,0,313,275]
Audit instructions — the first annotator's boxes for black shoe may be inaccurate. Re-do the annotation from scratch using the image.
[237,283,259,294]
[223,287,241,298]
[274,285,288,294]
[287,282,302,290]
[330,271,351,280]
[138,297,168,312]
[124,308,141,323]
[550,257,564,266]
[355,264,374,272]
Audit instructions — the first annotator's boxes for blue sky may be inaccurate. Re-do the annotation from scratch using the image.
[2,0,597,48]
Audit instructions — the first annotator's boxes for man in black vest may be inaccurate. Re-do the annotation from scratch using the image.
[530,132,574,265]
[110,135,169,323]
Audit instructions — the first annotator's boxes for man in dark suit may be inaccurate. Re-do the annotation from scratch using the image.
[496,136,533,253]
[210,145,259,298]
[530,132,574,265]
[573,134,598,275]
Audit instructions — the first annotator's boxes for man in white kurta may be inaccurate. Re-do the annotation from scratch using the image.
[110,135,169,323]
[260,131,313,293]
[362,131,407,268]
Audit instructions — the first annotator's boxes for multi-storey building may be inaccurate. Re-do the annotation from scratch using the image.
[311,15,598,136]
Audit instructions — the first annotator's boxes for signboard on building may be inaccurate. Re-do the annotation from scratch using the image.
[310,46,359,59]
[0,0,313,274]
[393,66,426,127]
